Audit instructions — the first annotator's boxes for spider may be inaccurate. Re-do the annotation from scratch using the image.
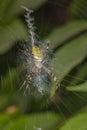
[18,6,60,95]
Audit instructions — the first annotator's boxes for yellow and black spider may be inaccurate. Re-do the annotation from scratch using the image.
[18,6,60,95]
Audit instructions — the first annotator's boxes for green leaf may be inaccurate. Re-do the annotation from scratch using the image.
[68,62,87,85]
[57,82,87,117]
[0,113,20,129]
[70,0,87,19]
[0,94,11,110]
[0,114,13,129]
[60,107,87,130]
[0,112,62,130]
[0,0,47,19]
[48,20,87,47]
[0,20,28,54]
[0,0,11,17]
[1,67,20,92]
[67,82,87,92]
[52,33,87,81]
[5,0,47,18]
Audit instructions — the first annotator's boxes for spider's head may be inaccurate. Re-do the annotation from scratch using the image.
[32,46,43,69]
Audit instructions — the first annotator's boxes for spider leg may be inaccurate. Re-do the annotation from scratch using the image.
[19,48,31,57]
[24,84,29,95]
[18,41,33,58]
[42,40,51,64]
[19,47,33,58]
[42,65,60,89]
[45,39,50,52]
[19,78,27,92]
[19,71,34,95]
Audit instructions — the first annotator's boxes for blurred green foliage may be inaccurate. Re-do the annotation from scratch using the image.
[0,0,87,130]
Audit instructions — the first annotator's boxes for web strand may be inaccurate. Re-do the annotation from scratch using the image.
[21,6,36,46]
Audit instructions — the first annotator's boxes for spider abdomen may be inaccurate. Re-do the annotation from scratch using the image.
[32,46,43,61]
